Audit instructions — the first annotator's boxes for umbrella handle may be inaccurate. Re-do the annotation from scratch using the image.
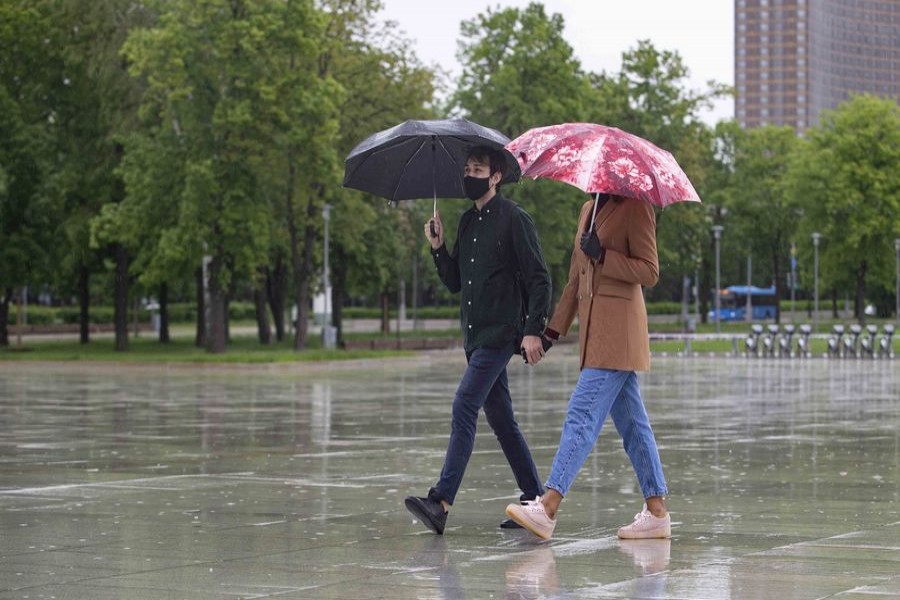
[588,192,600,231]
[430,139,438,237]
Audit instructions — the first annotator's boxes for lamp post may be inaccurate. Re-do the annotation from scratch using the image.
[895,237,900,324]
[812,232,821,333]
[322,203,335,349]
[790,242,797,316]
[712,225,724,334]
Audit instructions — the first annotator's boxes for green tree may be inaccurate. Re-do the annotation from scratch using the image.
[54,0,152,349]
[325,1,436,342]
[0,2,62,345]
[787,95,900,322]
[720,125,799,322]
[120,0,339,352]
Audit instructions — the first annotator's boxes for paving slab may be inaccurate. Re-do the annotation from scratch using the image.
[1,350,897,599]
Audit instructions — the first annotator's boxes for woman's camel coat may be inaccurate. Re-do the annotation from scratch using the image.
[547,198,659,371]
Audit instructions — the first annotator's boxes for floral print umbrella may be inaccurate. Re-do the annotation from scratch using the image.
[506,122,701,209]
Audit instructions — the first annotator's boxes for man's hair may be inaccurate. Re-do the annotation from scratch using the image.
[467,146,506,179]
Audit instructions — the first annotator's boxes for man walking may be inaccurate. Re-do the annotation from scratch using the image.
[404,146,552,534]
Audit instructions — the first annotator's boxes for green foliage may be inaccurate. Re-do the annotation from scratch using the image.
[0,2,63,291]
[786,95,900,317]
[718,125,799,311]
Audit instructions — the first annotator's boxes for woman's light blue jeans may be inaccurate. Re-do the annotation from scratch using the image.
[545,368,667,499]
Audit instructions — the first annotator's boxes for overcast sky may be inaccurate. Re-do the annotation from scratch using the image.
[379,0,734,125]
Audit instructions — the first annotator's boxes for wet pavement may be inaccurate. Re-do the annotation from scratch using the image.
[1,350,898,599]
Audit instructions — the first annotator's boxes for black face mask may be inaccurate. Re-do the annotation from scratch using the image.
[463,176,491,201]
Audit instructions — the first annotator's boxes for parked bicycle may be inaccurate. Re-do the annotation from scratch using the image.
[745,324,764,358]
[779,324,796,358]
[796,324,813,358]
[827,324,845,358]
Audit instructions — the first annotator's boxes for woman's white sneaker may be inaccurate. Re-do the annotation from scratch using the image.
[617,504,671,539]
[505,497,556,540]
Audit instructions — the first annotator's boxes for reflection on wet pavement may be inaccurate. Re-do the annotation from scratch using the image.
[1,351,898,598]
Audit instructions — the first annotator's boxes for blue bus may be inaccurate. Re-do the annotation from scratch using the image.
[708,285,777,322]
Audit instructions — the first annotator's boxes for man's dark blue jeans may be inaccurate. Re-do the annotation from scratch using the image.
[429,344,544,505]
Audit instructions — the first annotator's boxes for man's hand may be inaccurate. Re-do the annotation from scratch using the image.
[424,210,444,250]
[521,334,545,365]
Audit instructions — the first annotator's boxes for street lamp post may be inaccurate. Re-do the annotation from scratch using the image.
[895,238,900,324]
[322,203,336,349]
[790,242,797,317]
[812,232,821,333]
[712,225,724,334]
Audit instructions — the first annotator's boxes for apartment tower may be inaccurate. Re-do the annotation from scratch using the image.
[735,0,899,132]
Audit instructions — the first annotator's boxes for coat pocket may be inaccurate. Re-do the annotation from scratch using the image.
[594,281,636,300]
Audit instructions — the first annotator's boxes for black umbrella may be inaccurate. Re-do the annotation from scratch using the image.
[343,118,521,216]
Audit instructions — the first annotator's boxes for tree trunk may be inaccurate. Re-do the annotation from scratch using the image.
[699,253,712,324]
[381,291,390,334]
[331,246,346,347]
[78,263,90,344]
[224,294,231,344]
[297,187,319,350]
[159,282,170,343]
[856,260,867,325]
[113,243,129,352]
[0,288,9,347]
[831,288,838,319]
[266,256,287,341]
[206,254,227,353]
[195,266,207,348]
[286,158,305,351]
[254,274,272,345]
[132,295,140,339]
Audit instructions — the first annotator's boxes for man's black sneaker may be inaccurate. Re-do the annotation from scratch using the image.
[404,496,448,535]
[500,518,524,529]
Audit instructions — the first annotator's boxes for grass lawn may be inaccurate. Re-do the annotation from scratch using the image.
[3,319,895,363]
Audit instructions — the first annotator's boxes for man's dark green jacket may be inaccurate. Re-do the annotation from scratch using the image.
[431,193,551,352]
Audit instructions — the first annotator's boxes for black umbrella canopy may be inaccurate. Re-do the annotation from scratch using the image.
[343,118,521,202]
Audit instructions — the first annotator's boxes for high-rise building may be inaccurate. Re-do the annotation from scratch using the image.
[735,0,899,132]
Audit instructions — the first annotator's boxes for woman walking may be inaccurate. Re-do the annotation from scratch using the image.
[506,193,670,540]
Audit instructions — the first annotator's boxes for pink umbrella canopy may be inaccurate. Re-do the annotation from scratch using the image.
[506,122,701,208]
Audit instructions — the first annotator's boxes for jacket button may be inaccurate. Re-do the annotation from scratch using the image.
[581,269,585,275]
